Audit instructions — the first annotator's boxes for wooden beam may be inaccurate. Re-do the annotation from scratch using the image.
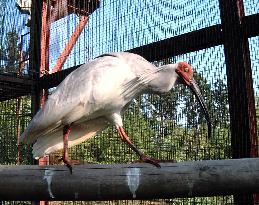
[1,158,259,201]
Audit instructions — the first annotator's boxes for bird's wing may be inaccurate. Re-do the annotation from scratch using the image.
[32,117,109,158]
[21,52,158,144]
[21,63,96,144]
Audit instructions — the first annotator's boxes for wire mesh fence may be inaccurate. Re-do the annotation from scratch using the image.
[0,0,259,204]
[0,96,32,165]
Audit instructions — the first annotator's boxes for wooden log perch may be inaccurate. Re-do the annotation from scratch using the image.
[1,158,259,201]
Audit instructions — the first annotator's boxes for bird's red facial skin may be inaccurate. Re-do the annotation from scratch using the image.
[175,62,194,86]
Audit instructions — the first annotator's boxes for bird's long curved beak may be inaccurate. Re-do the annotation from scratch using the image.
[189,79,212,138]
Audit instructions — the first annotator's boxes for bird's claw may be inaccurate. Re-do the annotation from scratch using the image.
[62,158,73,174]
[62,158,81,174]
[159,159,177,163]
[134,157,177,168]
[139,156,161,168]
[66,162,73,174]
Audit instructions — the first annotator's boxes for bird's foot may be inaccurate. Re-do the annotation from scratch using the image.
[134,157,177,168]
[158,159,177,163]
[61,158,81,174]
[137,155,161,168]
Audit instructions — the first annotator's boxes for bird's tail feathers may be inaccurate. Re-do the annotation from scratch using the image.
[20,123,62,144]
[32,118,108,159]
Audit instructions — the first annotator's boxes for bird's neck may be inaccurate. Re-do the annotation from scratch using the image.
[147,64,179,94]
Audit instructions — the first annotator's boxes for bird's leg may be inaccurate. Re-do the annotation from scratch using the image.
[117,126,161,168]
[63,124,73,173]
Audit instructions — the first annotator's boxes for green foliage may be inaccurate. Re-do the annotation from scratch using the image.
[0,30,21,72]
[5,31,20,70]
[0,97,32,164]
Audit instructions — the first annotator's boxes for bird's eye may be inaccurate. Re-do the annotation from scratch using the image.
[184,67,189,72]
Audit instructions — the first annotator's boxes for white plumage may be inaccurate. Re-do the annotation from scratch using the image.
[21,52,210,167]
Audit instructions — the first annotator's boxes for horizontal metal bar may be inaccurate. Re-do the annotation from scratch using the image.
[39,65,78,89]
[38,25,223,89]
[2,13,259,97]
[244,13,259,38]
[129,25,223,61]
[0,75,34,85]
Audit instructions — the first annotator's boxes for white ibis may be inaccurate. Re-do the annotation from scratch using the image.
[21,52,211,172]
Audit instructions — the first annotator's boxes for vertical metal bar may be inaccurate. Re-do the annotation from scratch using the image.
[51,15,89,73]
[29,0,42,115]
[40,0,51,108]
[39,1,51,205]
[219,0,258,204]
[40,0,50,76]
[18,34,25,76]
[16,97,22,165]
[16,34,26,165]
[29,1,43,204]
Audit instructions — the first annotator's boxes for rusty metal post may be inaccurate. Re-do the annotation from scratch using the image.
[219,0,258,204]
[16,34,26,165]
[39,1,51,205]
[39,0,51,149]
[40,0,51,108]
[40,0,50,77]
[16,97,22,165]
[51,16,89,73]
